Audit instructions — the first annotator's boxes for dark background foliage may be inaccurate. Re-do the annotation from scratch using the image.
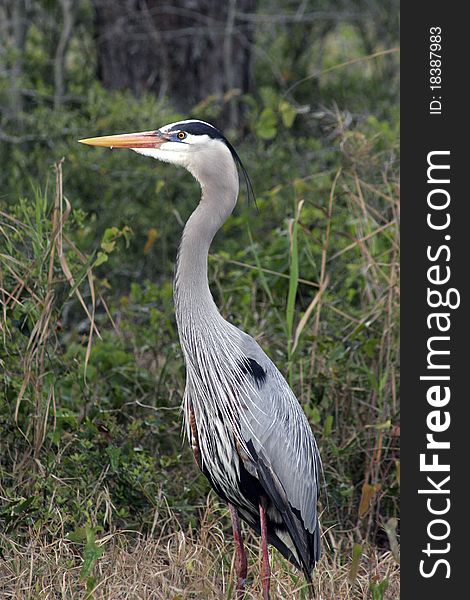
[0,0,399,596]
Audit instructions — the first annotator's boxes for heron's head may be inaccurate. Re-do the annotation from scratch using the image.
[79,119,254,201]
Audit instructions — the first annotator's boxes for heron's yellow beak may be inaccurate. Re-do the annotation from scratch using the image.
[78,130,171,149]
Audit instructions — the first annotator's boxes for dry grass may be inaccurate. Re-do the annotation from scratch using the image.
[0,502,399,600]
[0,160,101,457]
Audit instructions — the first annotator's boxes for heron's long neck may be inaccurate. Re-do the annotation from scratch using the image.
[174,184,237,335]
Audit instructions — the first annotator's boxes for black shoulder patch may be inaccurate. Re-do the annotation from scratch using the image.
[239,357,267,388]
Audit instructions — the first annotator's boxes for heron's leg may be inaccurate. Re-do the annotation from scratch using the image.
[259,498,270,600]
[228,502,248,596]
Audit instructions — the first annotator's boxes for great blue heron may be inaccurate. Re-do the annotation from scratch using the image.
[79,120,321,599]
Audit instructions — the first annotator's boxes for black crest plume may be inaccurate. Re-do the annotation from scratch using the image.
[169,120,256,206]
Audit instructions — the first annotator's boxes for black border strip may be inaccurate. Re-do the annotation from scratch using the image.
[402,4,467,597]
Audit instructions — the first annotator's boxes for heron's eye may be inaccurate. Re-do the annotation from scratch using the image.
[177,131,187,140]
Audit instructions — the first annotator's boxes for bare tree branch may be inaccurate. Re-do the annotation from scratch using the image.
[54,0,76,109]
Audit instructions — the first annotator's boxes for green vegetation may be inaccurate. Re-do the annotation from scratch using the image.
[1,2,399,597]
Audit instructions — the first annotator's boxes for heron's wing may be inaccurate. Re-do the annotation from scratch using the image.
[237,333,321,546]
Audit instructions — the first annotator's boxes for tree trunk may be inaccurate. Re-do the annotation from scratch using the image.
[92,0,256,128]
[1,0,31,124]
[54,0,76,109]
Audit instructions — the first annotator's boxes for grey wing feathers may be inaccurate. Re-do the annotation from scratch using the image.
[238,333,321,537]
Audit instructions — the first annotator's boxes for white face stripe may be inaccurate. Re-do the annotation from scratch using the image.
[164,132,215,148]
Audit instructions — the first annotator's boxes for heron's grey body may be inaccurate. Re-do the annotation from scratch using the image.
[171,121,321,575]
[79,119,322,590]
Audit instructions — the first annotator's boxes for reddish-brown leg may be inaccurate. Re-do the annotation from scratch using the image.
[229,503,248,597]
[259,498,271,600]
